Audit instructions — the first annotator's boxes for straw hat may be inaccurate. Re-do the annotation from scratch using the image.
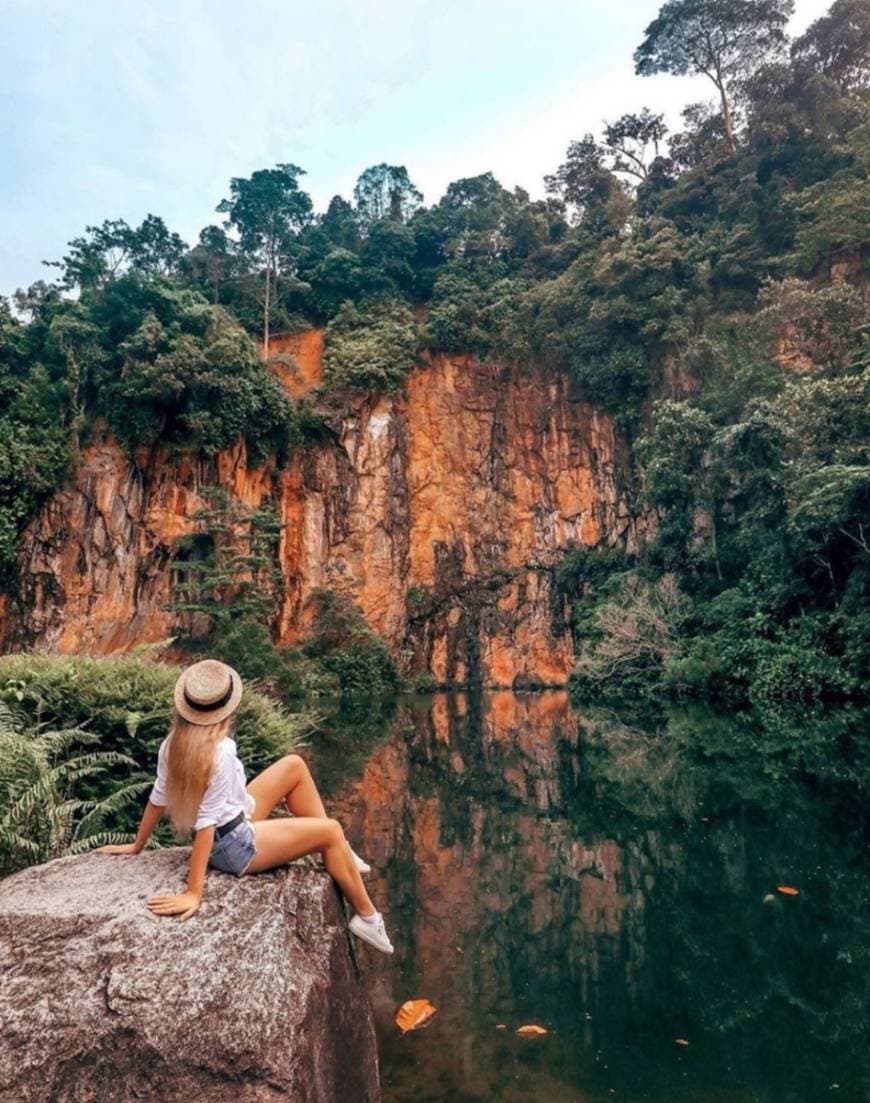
[174,659,243,726]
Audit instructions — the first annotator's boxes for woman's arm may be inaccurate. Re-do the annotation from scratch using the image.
[97,799,165,856]
[146,824,215,920]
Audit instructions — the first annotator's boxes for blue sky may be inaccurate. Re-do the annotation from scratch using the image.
[1,0,831,296]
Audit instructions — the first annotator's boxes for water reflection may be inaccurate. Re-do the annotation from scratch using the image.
[312,692,869,1103]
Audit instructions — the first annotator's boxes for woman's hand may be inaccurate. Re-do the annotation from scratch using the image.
[96,843,140,856]
[147,891,201,920]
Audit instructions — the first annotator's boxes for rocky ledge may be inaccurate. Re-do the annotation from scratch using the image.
[0,850,380,1103]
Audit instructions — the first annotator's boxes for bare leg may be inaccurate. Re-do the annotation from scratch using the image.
[245,816,375,917]
[247,754,327,820]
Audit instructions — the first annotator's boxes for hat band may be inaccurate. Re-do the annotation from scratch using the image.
[183,675,235,714]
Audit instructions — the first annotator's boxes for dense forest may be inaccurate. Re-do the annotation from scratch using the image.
[2,0,868,706]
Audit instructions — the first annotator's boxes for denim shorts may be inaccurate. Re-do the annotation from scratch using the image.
[209,818,256,876]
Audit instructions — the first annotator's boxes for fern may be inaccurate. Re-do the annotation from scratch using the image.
[0,706,145,876]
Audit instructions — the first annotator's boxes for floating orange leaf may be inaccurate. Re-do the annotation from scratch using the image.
[395,999,438,1035]
[777,885,800,896]
[516,1024,548,1036]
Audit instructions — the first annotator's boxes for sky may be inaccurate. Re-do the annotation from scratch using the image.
[1,0,834,297]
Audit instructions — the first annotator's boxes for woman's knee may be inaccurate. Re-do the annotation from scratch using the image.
[323,818,344,846]
[282,753,307,778]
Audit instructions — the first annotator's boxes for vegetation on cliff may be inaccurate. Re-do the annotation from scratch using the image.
[1,0,868,700]
[166,489,398,698]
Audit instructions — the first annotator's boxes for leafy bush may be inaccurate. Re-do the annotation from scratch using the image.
[303,589,398,697]
[570,571,690,696]
[0,702,149,875]
[425,272,524,360]
[98,279,296,465]
[323,301,418,393]
[0,653,310,827]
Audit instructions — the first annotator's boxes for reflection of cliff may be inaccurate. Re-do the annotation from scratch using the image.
[4,338,641,686]
[320,694,869,1103]
[321,692,659,1101]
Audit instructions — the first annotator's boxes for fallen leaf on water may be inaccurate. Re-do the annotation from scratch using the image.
[495,1024,506,1030]
[777,885,800,896]
[675,1038,690,1046]
[395,999,438,1035]
[517,1024,548,1036]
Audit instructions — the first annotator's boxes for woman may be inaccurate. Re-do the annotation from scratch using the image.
[98,659,393,954]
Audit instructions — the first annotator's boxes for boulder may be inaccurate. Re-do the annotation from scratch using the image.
[0,850,380,1103]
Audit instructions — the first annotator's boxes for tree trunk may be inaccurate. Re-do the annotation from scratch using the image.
[714,68,737,153]
[263,257,271,357]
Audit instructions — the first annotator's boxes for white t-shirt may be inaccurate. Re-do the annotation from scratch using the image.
[149,736,256,832]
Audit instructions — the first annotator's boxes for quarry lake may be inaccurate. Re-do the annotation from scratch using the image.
[311,691,868,1103]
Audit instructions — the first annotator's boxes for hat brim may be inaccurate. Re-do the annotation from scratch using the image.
[174,664,243,726]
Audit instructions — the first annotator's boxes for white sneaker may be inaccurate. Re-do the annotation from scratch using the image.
[349,912,394,954]
[349,846,371,874]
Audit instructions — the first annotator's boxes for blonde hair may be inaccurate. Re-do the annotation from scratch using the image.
[165,713,233,836]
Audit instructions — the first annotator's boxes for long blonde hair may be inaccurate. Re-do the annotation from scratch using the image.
[165,714,233,836]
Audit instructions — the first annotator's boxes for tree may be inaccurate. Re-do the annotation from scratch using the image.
[323,301,418,393]
[46,309,105,448]
[353,164,423,228]
[791,0,870,92]
[47,216,187,291]
[603,109,669,181]
[185,226,235,305]
[544,135,630,233]
[634,0,795,152]
[320,196,362,251]
[640,400,721,574]
[217,164,313,354]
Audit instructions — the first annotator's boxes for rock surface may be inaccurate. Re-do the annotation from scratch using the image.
[0,850,380,1103]
[2,338,646,685]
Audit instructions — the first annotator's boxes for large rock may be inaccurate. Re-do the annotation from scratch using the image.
[0,850,380,1103]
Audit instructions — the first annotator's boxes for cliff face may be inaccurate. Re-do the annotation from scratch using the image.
[4,335,641,686]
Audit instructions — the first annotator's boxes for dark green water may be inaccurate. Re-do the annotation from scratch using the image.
[312,691,869,1103]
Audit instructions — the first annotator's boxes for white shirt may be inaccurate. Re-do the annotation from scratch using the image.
[149,736,256,832]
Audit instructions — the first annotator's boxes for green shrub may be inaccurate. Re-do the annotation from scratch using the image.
[217,621,305,700]
[0,653,311,821]
[405,584,432,612]
[101,281,296,465]
[0,703,149,876]
[303,589,398,697]
[410,671,439,694]
[322,300,418,393]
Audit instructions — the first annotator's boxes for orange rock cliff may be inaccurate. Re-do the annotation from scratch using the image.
[4,333,645,687]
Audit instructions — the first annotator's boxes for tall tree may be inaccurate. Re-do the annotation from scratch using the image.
[217,164,313,354]
[603,109,668,181]
[353,164,423,228]
[186,226,235,305]
[634,0,795,152]
[791,0,870,92]
[320,196,362,251]
[544,136,629,233]
[47,216,187,292]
